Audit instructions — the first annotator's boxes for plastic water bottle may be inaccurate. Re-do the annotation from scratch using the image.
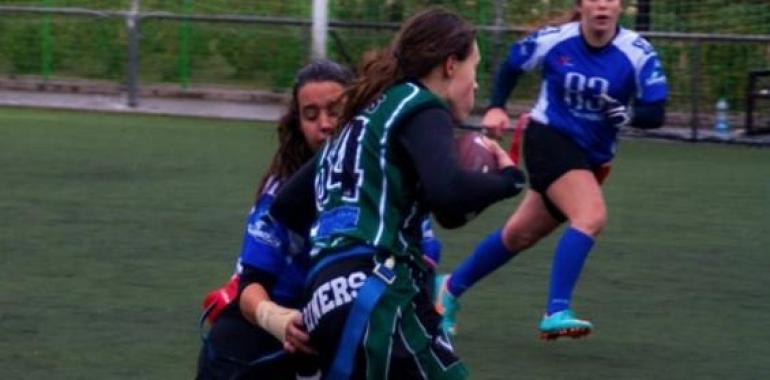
[714,97,730,138]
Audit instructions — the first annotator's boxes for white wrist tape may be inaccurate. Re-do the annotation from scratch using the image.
[255,300,301,342]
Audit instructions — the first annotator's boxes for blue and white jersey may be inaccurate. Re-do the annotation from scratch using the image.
[506,22,668,164]
[236,176,311,308]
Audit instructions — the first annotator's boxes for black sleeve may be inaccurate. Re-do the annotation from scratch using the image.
[397,107,525,228]
[631,101,666,129]
[238,264,278,295]
[269,158,318,234]
[489,61,523,109]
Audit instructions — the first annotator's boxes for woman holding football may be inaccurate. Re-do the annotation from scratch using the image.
[269,7,525,379]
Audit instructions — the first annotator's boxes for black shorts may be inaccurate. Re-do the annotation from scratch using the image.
[196,306,318,380]
[302,251,465,379]
[523,121,592,221]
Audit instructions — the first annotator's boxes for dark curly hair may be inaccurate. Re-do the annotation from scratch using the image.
[258,59,353,194]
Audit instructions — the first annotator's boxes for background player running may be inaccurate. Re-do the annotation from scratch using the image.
[436,0,668,340]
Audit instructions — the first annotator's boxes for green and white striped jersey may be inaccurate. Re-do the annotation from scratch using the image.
[311,81,445,261]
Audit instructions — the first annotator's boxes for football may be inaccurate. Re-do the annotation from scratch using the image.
[455,132,498,173]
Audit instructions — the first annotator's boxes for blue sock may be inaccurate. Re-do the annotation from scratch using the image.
[546,227,594,315]
[447,229,516,297]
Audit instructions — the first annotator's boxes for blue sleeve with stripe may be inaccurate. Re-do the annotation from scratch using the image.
[238,195,288,277]
[420,218,442,266]
[637,54,668,103]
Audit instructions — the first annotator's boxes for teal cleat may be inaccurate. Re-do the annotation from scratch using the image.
[433,274,460,336]
[538,309,593,341]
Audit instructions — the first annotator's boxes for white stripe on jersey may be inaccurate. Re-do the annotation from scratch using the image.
[530,79,551,125]
[520,22,580,72]
[525,23,579,124]
[262,175,282,196]
[398,203,420,253]
[612,28,659,99]
[397,323,429,380]
[374,83,421,246]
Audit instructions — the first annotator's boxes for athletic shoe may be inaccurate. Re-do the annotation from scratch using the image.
[538,309,592,341]
[434,274,460,336]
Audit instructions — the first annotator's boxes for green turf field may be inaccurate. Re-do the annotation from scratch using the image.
[1,107,768,379]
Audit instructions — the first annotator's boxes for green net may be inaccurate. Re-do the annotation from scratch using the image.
[0,0,768,123]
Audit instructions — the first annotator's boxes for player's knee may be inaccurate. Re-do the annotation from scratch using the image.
[570,211,606,237]
[502,225,542,252]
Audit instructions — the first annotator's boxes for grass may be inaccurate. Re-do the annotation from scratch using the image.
[0,107,768,379]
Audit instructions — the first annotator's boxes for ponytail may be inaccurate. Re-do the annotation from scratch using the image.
[339,7,476,126]
[340,48,403,126]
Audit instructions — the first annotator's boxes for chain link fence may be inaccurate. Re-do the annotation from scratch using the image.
[0,1,769,136]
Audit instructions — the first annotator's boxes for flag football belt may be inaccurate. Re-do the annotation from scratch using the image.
[201,274,240,324]
[325,256,397,380]
[306,246,422,289]
[305,246,378,289]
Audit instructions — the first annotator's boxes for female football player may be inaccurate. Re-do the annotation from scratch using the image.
[269,7,525,379]
[436,0,668,340]
[196,59,352,379]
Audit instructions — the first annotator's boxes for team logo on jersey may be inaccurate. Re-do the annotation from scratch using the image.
[632,37,655,55]
[646,71,667,86]
[247,218,282,248]
[312,206,360,239]
[645,60,667,86]
[558,55,573,67]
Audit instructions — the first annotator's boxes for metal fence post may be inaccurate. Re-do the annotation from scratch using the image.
[178,0,191,89]
[636,0,650,32]
[311,0,328,59]
[491,0,504,81]
[126,0,140,108]
[41,0,52,81]
[311,0,329,58]
[689,40,701,141]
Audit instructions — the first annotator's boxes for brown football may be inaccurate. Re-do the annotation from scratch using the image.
[455,132,498,173]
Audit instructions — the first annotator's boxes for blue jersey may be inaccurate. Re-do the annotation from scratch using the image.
[506,22,668,164]
[237,177,311,308]
[235,178,441,308]
[419,218,441,267]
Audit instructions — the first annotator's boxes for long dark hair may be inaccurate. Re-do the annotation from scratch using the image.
[340,7,476,125]
[258,59,352,194]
